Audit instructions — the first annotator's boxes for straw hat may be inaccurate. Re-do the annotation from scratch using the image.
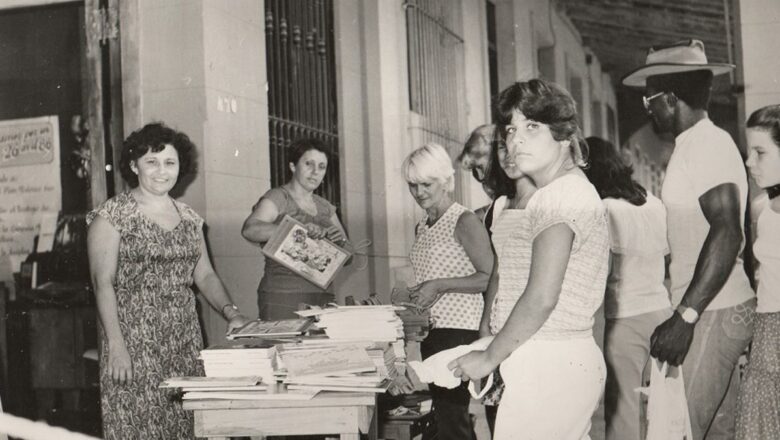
[621,39,734,88]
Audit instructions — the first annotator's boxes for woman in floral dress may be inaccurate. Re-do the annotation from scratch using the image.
[87,123,249,439]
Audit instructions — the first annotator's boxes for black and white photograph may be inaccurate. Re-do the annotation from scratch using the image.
[0,1,776,439]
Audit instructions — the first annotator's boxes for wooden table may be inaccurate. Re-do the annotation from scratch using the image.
[183,392,377,439]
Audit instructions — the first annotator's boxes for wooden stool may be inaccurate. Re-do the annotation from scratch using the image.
[379,410,436,440]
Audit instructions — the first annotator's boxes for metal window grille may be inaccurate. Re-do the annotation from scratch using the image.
[265,0,340,207]
[404,0,466,195]
[486,0,499,105]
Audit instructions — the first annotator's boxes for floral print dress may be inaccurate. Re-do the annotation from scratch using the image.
[87,192,205,439]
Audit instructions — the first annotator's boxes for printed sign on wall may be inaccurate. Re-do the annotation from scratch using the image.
[0,116,62,282]
[0,117,57,168]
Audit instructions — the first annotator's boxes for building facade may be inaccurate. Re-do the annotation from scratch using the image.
[0,0,620,344]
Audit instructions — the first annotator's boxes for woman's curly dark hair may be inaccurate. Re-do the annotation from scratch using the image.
[493,78,588,168]
[119,122,196,188]
[584,136,647,206]
[287,138,331,167]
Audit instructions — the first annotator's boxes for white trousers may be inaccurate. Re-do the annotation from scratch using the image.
[495,336,606,440]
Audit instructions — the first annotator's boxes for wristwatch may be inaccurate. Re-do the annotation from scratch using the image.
[676,305,699,324]
[221,303,240,318]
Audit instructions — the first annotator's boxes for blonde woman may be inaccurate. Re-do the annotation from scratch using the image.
[402,143,493,440]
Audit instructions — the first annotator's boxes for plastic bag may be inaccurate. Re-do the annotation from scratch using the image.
[636,358,693,440]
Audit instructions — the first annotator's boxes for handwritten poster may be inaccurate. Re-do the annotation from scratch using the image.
[0,116,62,282]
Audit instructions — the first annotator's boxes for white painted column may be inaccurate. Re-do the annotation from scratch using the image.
[741,0,780,115]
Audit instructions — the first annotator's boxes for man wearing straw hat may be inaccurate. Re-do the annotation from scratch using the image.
[622,39,755,439]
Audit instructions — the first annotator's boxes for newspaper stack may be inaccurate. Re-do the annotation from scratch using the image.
[297,305,405,341]
[199,338,279,380]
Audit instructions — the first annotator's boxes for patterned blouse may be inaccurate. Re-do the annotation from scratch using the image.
[409,202,484,330]
[490,174,609,339]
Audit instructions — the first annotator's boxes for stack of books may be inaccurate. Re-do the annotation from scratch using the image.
[159,376,318,401]
[295,305,410,386]
[199,338,279,380]
[396,309,431,342]
[297,305,405,341]
[276,341,394,393]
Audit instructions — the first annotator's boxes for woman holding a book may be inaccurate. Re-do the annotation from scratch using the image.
[87,123,250,439]
[242,138,351,320]
[402,143,494,440]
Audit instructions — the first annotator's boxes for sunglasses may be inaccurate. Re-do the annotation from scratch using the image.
[642,91,666,113]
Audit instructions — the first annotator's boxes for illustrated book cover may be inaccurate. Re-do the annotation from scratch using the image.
[262,215,351,289]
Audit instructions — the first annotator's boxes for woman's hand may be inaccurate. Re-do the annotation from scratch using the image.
[108,342,133,385]
[408,280,442,309]
[448,349,496,382]
[325,225,347,244]
[387,370,415,396]
[304,223,327,240]
[227,314,252,333]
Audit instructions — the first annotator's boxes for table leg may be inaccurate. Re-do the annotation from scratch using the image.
[369,404,378,440]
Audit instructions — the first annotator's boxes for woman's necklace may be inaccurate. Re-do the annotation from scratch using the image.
[766,183,780,200]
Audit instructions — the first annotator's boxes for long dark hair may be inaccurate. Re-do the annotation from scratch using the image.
[483,129,516,199]
[584,136,647,206]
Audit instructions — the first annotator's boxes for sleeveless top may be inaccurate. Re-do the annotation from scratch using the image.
[409,202,484,330]
[489,196,532,335]
[257,186,337,294]
[490,175,609,340]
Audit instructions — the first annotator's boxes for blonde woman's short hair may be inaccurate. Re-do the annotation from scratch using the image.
[402,143,455,192]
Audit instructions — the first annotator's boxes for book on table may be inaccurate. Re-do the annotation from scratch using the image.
[227,318,313,340]
[277,343,376,379]
[286,379,391,394]
[159,376,261,388]
[182,388,319,401]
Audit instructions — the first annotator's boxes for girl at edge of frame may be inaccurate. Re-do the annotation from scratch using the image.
[735,104,780,440]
